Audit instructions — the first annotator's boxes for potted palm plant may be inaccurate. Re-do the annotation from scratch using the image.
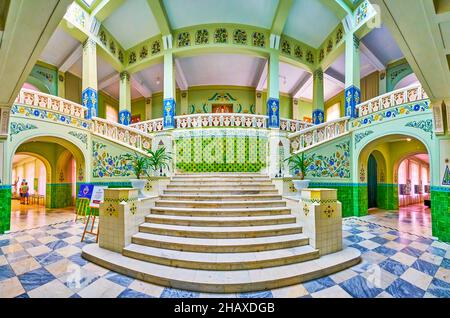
[123,152,149,198]
[146,147,172,176]
[285,152,311,194]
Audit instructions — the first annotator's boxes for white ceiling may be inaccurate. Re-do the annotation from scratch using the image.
[178,54,266,87]
[103,0,160,50]
[162,0,279,30]
[284,0,340,48]
[40,27,80,67]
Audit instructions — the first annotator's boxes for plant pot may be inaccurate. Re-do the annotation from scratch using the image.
[130,179,147,199]
[293,179,310,195]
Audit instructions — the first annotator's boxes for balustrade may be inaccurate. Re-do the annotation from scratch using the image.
[91,117,153,154]
[16,88,87,119]
[289,117,350,154]
[357,84,428,117]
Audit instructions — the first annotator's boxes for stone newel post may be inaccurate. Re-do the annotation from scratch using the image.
[300,188,342,255]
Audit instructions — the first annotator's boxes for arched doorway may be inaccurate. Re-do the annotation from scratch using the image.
[8,136,87,231]
[358,134,432,236]
[368,154,378,209]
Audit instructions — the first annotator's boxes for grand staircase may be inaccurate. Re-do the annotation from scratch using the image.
[83,173,360,293]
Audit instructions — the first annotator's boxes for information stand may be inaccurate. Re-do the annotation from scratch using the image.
[80,185,107,243]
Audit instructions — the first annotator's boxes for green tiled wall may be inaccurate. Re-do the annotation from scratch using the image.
[0,186,11,234]
[377,184,398,210]
[309,183,367,217]
[46,183,73,208]
[431,188,450,242]
[175,135,267,173]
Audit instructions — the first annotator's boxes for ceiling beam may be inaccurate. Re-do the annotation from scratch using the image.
[255,60,268,91]
[146,0,171,36]
[292,73,313,98]
[58,44,83,72]
[174,58,188,91]
[324,68,345,86]
[324,72,345,89]
[318,0,351,20]
[98,72,119,90]
[271,0,294,35]
[131,73,152,98]
[91,0,125,22]
[360,42,385,71]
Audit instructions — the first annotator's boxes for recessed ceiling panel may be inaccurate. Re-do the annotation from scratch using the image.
[162,0,279,29]
[135,63,164,93]
[103,0,160,50]
[284,0,339,48]
[40,27,80,67]
[362,24,404,65]
[178,54,266,87]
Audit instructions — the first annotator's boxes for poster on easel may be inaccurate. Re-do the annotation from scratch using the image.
[77,184,94,199]
[90,186,108,208]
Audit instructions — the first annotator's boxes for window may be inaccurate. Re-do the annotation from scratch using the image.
[326,103,340,122]
[106,104,118,123]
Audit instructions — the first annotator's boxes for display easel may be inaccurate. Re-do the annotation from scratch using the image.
[80,186,107,243]
[81,207,99,242]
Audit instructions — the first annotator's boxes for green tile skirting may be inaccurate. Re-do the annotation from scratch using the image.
[308,182,399,218]
[46,183,73,209]
[431,189,450,242]
[309,182,367,218]
[0,185,11,234]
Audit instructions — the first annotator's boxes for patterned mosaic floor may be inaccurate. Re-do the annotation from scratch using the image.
[0,207,449,298]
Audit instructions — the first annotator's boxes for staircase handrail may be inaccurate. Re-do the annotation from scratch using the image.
[356,84,428,117]
[288,116,350,154]
[91,117,153,155]
[16,88,88,119]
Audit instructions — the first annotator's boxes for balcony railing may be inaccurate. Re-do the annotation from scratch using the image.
[91,117,153,154]
[280,118,313,132]
[130,113,313,133]
[288,117,350,154]
[16,88,87,119]
[356,84,428,117]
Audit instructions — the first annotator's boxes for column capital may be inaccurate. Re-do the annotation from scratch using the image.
[313,69,324,81]
[82,37,97,50]
[120,71,130,82]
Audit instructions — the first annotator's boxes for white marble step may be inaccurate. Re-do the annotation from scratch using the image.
[155,200,286,209]
[145,214,296,227]
[174,173,266,177]
[83,245,361,293]
[150,206,291,217]
[166,184,276,190]
[138,223,302,239]
[171,177,271,183]
[163,189,280,195]
[159,194,283,201]
[131,232,310,253]
[122,244,319,270]
[169,181,274,186]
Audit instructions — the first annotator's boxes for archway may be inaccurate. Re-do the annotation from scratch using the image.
[358,134,432,236]
[368,154,378,208]
[8,135,87,232]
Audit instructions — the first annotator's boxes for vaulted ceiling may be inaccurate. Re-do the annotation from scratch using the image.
[37,0,407,102]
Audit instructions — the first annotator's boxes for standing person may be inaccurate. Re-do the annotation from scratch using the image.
[19,180,25,204]
[24,182,30,205]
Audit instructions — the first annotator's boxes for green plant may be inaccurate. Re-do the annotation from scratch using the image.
[123,152,149,179]
[285,152,310,180]
[146,147,172,173]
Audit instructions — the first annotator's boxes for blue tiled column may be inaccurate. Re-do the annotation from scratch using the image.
[163,98,176,129]
[82,87,98,119]
[267,98,280,129]
[118,110,131,125]
[345,85,361,118]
